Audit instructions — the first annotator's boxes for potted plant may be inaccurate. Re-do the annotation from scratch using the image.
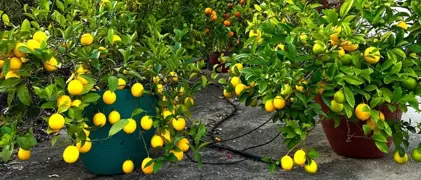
[0,0,209,176]
[220,0,421,174]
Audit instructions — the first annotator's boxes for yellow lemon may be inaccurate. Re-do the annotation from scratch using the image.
[80,33,94,46]
[340,41,359,52]
[161,130,172,142]
[364,47,381,65]
[9,57,22,70]
[366,118,376,130]
[57,95,72,108]
[76,76,88,85]
[330,33,339,45]
[141,157,154,175]
[48,113,65,130]
[98,46,107,51]
[280,155,293,171]
[338,47,345,58]
[312,43,326,54]
[151,135,164,148]
[169,71,178,82]
[63,145,79,164]
[141,115,153,130]
[44,57,58,72]
[71,99,82,107]
[296,85,304,92]
[177,86,185,96]
[76,139,92,153]
[153,76,160,84]
[281,84,292,96]
[230,63,243,75]
[122,160,134,174]
[273,96,286,110]
[108,111,120,124]
[112,35,121,44]
[178,138,190,152]
[230,76,242,88]
[93,112,106,127]
[304,160,318,174]
[223,89,233,98]
[103,90,117,105]
[67,80,83,95]
[162,110,172,119]
[18,148,31,161]
[235,84,247,96]
[394,151,408,164]
[13,43,27,57]
[293,149,306,166]
[27,39,41,51]
[264,100,275,113]
[172,117,186,131]
[277,43,285,51]
[330,100,344,113]
[76,66,87,74]
[355,103,371,121]
[5,71,19,79]
[184,97,194,106]
[33,31,48,42]
[0,60,4,68]
[131,83,144,97]
[123,118,137,134]
[117,78,126,90]
[379,112,385,121]
[299,33,308,41]
[397,21,408,30]
[156,84,163,94]
[83,123,90,137]
[170,150,184,161]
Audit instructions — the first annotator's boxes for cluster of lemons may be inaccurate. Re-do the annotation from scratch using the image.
[280,149,317,174]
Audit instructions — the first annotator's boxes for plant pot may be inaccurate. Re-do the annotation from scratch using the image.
[314,94,402,158]
[207,52,229,73]
[81,89,158,175]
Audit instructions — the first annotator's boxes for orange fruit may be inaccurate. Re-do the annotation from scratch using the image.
[229,31,234,37]
[223,20,231,27]
[205,8,212,15]
[355,103,371,121]
[235,12,241,18]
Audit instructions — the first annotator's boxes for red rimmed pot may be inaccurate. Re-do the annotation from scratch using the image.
[314,94,402,158]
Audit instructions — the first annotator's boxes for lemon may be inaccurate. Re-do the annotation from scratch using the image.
[156,84,163,94]
[277,43,285,51]
[280,155,294,171]
[330,33,339,45]
[13,43,27,57]
[20,57,29,63]
[49,113,65,130]
[223,89,233,98]
[5,71,19,79]
[273,96,286,110]
[153,76,160,84]
[293,149,306,166]
[112,35,122,44]
[116,78,126,90]
[162,110,172,119]
[172,117,186,131]
[76,66,87,74]
[366,118,376,130]
[330,100,344,113]
[27,39,41,50]
[299,33,308,41]
[364,47,381,65]
[151,135,164,148]
[18,148,31,161]
[67,80,83,95]
[235,84,247,96]
[141,115,153,130]
[80,33,94,46]
[170,150,184,161]
[9,57,22,70]
[83,123,90,137]
[76,76,88,85]
[264,100,275,113]
[334,90,345,103]
[63,145,80,164]
[379,112,385,121]
[340,41,359,52]
[340,54,353,65]
[57,95,72,108]
[93,112,106,127]
[397,21,408,30]
[122,160,134,174]
[0,60,4,68]
[44,57,58,72]
[281,84,292,96]
[108,111,121,124]
[304,160,318,174]
[123,118,137,134]
[230,63,243,75]
[141,157,154,175]
[169,71,178,82]
[161,130,172,142]
[76,139,92,153]
[98,46,107,52]
[103,90,116,105]
[355,103,371,121]
[131,83,144,97]
[338,47,345,58]
[71,99,82,107]
[230,76,242,88]
[312,43,326,54]
[184,97,194,106]
[178,86,185,96]
[33,31,48,42]
[411,149,421,162]
[401,77,417,90]
[178,138,190,152]
[394,151,408,164]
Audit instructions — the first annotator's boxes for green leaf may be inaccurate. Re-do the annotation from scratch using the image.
[372,134,387,143]
[51,136,60,146]
[107,76,118,91]
[364,85,377,92]
[56,0,65,11]
[17,84,31,106]
[362,124,371,135]
[389,62,402,74]
[21,19,31,31]
[201,75,207,87]
[370,97,382,108]
[344,75,364,85]
[374,141,389,153]
[1,145,13,162]
[82,93,100,103]
[108,119,128,137]
[7,89,15,107]
[343,103,353,118]
[254,4,262,11]
[218,78,227,85]
[340,0,354,17]
[0,78,22,88]
[343,86,355,107]
[2,14,10,26]
[131,108,144,117]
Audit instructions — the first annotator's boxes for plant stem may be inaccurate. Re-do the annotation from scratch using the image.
[286,117,324,155]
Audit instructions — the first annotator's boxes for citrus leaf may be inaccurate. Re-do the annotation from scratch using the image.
[340,0,354,17]
[17,84,31,106]
[374,141,389,153]
[82,93,101,103]
[131,108,144,117]
[2,14,10,26]
[343,86,355,108]
[108,119,128,137]
[21,19,31,32]
[344,75,364,85]
[107,76,118,91]
[372,134,387,143]
[362,124,371,135]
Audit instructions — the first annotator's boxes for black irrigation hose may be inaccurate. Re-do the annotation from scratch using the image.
[186,83,279,165]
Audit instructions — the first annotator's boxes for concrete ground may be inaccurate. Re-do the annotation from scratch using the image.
[1,85,421,180]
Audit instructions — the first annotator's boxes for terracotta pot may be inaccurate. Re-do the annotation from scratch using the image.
[207,52,229,73]
[314,94,402,158]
